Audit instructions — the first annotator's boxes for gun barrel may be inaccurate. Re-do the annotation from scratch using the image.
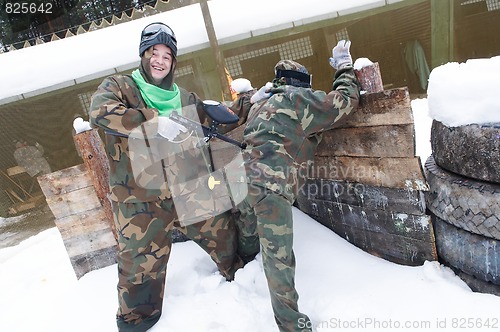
[212,132,247,149]
[169,112,246,149]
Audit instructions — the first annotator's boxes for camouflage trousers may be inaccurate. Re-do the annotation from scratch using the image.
[235,185,312,332]
[112,198,244,332]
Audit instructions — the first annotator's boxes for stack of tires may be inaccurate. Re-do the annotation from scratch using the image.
[424,120,500,295]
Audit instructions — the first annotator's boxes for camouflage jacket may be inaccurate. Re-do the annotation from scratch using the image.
[227,90,255,130]
[242,66,360,202]
[90,74,209,203]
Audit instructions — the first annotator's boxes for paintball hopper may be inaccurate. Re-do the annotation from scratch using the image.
[203,100,239,125]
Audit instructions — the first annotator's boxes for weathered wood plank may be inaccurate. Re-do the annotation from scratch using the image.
[55,208,112,239]
[211,89,415,164]
[38,163,118,279]
[354,62,384,93]
[311,156,428,190]
[335,88,413,128]
[6,165,26,176]
[63,228,117,258]
[70,245,117,279]
[344,225,435,266]
[9,201,36,214]
[38,164,92,198]
[7,188,24,202]
[298,198,437,265]
[302,199,433,242]
[45,186,101,219]
[54,207,117,279]
[8,194,45,214]
[297,178,427,215]
[317,124,415,157]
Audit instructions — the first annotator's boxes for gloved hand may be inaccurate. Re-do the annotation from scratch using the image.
[157,116,187,141]
[329,40,352,70]
[250,82,273,104]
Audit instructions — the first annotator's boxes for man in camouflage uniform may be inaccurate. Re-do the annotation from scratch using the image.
[235,40,360,331]
[13,140,51,177]
[89,22,243,332]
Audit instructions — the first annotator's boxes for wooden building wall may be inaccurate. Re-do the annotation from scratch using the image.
[454,0,500,61]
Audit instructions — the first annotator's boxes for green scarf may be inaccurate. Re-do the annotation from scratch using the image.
[132,69,182,116]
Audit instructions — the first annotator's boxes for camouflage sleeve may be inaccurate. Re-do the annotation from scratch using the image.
[221,90,256,133]
[89,76,157,136]
[279,66,360,135]
[178,87,212,126]
[331,65,361,108]
[230,90,255,123]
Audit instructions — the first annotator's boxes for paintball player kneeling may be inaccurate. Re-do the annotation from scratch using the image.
[234,40,361,331]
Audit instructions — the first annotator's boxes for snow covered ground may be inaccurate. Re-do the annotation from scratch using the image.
[2,196,500,332]
[2,54,500,330]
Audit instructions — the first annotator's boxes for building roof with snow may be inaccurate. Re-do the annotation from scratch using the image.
[0,0,405,105]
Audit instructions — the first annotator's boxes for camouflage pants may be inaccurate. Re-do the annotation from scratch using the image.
[112,198,244,332]
[235,185,312,332]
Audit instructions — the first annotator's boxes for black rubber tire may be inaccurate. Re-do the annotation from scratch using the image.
[433,214,500,285]
[424,156,500,240]
[454,268,500,297]
[431,120,500,184]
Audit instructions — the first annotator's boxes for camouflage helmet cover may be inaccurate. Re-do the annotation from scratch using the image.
[274,59,309,75]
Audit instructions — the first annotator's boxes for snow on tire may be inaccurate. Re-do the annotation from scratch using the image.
[432,214,500,286]
[431,120,500,184]
[424,156,500,240]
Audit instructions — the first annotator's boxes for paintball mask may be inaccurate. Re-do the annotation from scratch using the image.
[274,59,312,88]
[139,22,178,57]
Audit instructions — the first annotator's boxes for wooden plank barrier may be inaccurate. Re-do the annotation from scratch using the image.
[297,63,436,265]
[38,130,118,279]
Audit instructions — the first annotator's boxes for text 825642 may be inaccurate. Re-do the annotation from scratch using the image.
[4,2,53,15]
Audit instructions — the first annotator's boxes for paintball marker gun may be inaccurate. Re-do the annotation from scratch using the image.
[169,100,247,149]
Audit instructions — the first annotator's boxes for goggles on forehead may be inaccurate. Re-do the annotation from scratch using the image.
[142,23,176,42]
